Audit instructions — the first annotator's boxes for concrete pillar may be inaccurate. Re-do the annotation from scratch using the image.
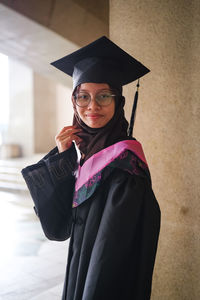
[6,58,34,156]
[1,55,73,157]
[33,73,57,153]
[110,0,200,299]
[55,82,74,133]
[33,73,73,153]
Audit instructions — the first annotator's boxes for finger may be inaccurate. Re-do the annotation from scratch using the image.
[71,135,83,143]
[57,135,82,146]
[57,126,76,136]
[56,135,83,153]
[57,127,82,137]
[56,128,82,140]
[59,126,82,134]
[58,126,73,135]
[56,136,73,152]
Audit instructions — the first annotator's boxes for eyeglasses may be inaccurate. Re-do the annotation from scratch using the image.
[73,90,116,107]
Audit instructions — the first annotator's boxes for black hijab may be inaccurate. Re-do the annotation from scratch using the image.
[72,85,129,163]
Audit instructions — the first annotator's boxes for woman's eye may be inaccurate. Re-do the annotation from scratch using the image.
[79,94,89,100]
[99,94,110,99]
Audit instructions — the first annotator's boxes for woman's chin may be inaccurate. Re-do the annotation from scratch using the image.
[84,120,105,129]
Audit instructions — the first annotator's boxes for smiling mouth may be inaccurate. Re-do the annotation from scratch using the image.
[86,114,103,119]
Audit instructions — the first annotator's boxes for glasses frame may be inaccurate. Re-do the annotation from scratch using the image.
[73,89,117,107]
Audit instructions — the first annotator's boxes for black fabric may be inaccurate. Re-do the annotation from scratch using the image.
[21,146,77,241]
[51,36,150,90]
[72,94,130,163]
[22,145,160,300]
[51,36,150,137]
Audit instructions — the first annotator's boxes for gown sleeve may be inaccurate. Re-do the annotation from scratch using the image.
[21,144,77,241]
[82,169,161,300]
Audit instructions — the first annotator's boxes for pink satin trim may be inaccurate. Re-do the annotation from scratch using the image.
[75,140,147,192]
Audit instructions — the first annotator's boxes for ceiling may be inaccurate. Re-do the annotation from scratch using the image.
[0,1,109,86]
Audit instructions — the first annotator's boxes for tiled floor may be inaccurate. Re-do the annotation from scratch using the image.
[0,190,69,300]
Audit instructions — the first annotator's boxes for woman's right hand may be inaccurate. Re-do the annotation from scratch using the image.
[55,126,82,153]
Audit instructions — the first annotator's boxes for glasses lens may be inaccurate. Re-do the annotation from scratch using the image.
[74,90,116,107]
[75,92,90,107]
[96,91,115,106]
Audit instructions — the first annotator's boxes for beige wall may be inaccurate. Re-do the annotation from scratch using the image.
[34,73,57,153]
[110,0,200,299]
[6,58,34,156]
[56,82,74,133]
[1,57,73,156]
[34,73,73,153]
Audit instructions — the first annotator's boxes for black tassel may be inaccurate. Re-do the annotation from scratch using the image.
[128,79,140,137]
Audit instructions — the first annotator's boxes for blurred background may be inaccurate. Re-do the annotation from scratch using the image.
[0,0,199,299]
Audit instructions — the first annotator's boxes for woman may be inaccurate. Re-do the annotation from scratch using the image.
[22,36,160,300]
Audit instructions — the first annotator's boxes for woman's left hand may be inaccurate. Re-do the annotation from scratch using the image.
[55,126,82,153]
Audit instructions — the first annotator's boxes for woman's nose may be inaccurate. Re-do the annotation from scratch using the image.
[87,96,100,109]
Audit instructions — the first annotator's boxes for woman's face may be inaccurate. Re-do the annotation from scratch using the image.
[74,83,115,128]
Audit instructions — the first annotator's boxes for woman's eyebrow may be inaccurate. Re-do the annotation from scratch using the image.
[79,89,111,92]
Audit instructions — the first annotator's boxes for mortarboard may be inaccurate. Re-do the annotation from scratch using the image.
[51,36,150,136]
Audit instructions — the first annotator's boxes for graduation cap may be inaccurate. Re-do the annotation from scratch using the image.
[51,36,150,136]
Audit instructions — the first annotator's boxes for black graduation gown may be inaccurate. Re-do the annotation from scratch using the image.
[22,142,160,300]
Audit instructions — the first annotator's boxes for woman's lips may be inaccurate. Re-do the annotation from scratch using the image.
[86,114,103,119]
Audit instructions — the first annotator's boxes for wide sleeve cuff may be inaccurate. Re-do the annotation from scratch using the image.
[22,143,77,186]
